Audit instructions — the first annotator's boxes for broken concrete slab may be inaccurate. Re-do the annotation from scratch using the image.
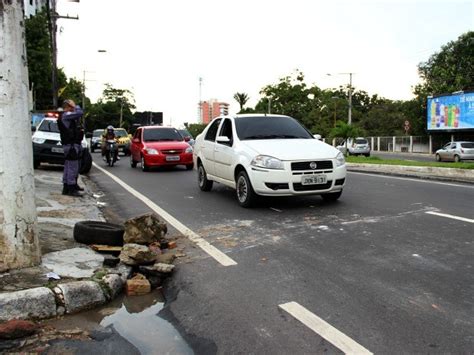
[123,213,167,245]
[0,287,57,322]
[42,247,105,278]
[119,244,157,266]
[139,263,175,276]
[58,281,106,314]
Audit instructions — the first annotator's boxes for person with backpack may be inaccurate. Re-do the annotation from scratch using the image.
[58,99,84,196]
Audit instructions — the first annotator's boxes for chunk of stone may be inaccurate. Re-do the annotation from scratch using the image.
[119,243,157,266]
[155,253,176,265]
[123,213,167,245]
[0,287,56,322]
[139,263,175,276]
[125,274,151,296]
[58,281,106,314]
[102,274,124,299]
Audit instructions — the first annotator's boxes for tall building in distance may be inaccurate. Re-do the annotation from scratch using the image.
[200,99,229,124]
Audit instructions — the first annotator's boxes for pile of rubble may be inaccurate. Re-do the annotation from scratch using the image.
[117,213,177,296]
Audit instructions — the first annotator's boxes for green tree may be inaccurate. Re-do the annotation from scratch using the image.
[417,31,474,95]
[187,123,207,138]
[233,92,249,112]
[25,9,66,110]
[256,71,312,122]
[86,84,136,131]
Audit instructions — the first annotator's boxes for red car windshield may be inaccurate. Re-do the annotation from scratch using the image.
[143,128,183,142]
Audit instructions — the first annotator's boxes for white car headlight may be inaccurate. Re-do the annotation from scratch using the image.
[251,155,284,170]
[32,137,46,144]
[145,148,159,155]
[185,146,193,153]
[335,151,345,167]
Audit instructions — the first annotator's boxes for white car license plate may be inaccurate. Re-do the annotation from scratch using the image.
[301,174,327,185]
[166,155,180,161]
[119,147,124,152]
[51,147,64,153]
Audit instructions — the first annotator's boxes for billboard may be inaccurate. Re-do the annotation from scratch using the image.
[427,92,474,131]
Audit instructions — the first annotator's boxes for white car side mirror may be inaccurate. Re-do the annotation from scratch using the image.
[313,134,322,140]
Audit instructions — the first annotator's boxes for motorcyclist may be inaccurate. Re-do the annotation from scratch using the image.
[101,125,120,161]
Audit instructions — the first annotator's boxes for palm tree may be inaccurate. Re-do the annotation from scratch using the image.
[330,121,363,155]
[233,92,249,112]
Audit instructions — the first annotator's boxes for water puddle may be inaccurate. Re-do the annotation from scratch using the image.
[47,289,192,354]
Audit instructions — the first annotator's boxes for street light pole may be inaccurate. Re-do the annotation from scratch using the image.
[46,0,79,108]
[348,73,353,126]
[327,72,354,125]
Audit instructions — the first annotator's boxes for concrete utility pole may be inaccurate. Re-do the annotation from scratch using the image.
[0,0,41,271]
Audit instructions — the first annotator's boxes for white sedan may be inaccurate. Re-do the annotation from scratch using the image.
[193,114,346,207]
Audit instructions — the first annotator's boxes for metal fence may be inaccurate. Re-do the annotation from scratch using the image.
[330,136,431,154]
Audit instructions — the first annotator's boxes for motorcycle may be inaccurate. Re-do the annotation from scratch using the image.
[105,139,118,167]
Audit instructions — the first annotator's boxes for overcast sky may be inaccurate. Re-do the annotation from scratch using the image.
[56,0,473,127]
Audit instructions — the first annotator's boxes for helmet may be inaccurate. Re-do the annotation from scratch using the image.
[107,125,114,131]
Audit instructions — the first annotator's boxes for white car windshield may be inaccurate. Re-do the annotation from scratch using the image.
[235,116,313,140]
[38,120,59,133]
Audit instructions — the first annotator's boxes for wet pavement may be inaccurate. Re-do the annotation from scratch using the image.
[44,289,192,354]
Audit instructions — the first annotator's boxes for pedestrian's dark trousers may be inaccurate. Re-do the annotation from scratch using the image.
[62,144,81,185]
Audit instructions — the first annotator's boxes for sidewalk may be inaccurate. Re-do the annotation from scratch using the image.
[0,169,131,323]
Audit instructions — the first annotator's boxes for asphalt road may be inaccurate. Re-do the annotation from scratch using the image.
[88,153,474,354]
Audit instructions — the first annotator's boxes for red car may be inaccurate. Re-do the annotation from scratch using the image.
[130,126,194,172]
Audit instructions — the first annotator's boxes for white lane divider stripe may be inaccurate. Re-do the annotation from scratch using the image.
[426,211,474,224]
[279,302,372,355]
[93,163,237,266]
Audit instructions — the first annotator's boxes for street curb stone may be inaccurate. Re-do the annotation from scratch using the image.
[58,281,106,314]
[0,287,57,322]
[102,274,124,300]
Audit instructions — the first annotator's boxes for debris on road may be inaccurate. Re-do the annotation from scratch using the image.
[0,320,39,340]
[123,213,167,245]
[126,274,151,296]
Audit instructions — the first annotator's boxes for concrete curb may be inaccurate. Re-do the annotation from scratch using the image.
[0,287,57,322]
[346,163,474,184]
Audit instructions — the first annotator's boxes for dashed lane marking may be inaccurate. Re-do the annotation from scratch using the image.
[425,211,474,224]
[93,163,238,266]
[279,302,373,355]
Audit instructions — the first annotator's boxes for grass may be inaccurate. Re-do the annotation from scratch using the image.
[345,155,474,170]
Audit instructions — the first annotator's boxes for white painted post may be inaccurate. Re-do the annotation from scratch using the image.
[0,1,41,271]
[409,136,413,153]
[429,135,432,154]
[392,136,396,152]
[332,138,336,147]
[371,137,374,151]
[377,137,380,151]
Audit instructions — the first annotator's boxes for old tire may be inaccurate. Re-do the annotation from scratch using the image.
[79,150,92,175]
[74,221,124,246]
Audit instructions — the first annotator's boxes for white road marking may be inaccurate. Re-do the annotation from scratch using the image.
[92,163,237,266]
[425,211,474,224]
[279,302,372,354]
[348,171,474,189]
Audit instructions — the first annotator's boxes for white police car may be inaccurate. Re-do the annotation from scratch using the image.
[32,113,92,173]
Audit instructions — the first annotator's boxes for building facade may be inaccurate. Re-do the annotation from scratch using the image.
[200,99,229,124]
